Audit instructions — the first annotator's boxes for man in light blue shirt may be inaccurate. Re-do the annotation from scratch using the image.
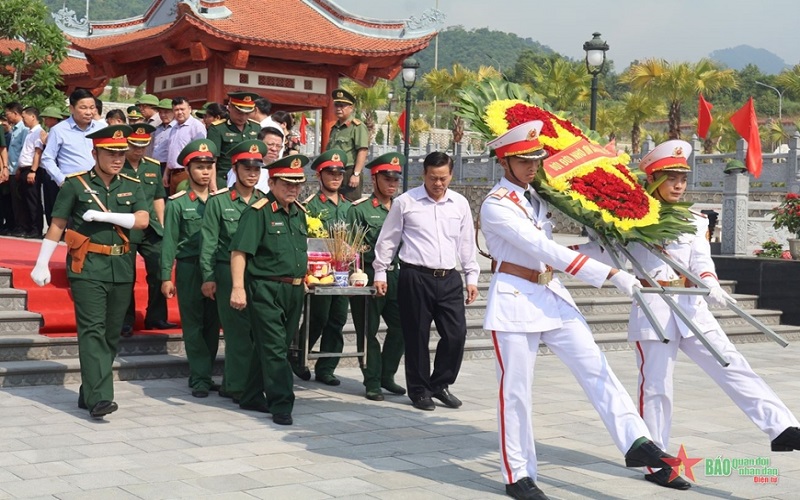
[164,97,206,194]
[41,88,102,186]
[4,102,28,175]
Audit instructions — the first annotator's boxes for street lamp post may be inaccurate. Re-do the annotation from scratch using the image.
[401,57,419,191]
[385,91,393,147]
[755,81,783,122]
[583,32,609,131]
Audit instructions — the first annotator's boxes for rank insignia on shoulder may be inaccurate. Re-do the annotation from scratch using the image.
[247,118,260,125]
[294,200,308,213]
[302,193,316,204]
[351,195,370,206]
[66,171,88,179]
[144,156,160,164]
[351,118,362,126]
[119,173,141,183]
[251,198,269,210]
[488,187,508,200]
[211,187,230,196]
[169,190,187,200]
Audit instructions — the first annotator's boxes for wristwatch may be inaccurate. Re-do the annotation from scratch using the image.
[353,170,361,177]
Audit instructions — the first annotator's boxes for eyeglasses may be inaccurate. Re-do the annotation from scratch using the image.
[264,142,282,149]
[334,103,350,108]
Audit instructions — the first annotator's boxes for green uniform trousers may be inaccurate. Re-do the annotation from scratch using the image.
[350,269,404,392]
[71,278,131,408]
[175,259,221,391]
[299,294,348,377]
[241,279,303,415]
[214,261,254,398]
[125,232,169,326]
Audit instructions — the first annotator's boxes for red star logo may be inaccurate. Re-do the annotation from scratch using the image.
[662,444,703,482]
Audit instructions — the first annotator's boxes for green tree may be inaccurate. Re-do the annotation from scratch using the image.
[341,79,391,142]
[109,78,120,101]
[0,0,68,110]
[618,92,666,153]
[776,65,800,101]
[517,56,591,112]
[620,58,737,140]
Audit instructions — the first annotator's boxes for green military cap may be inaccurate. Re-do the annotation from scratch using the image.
[230,139,267,167]
[40,106,63,119]
[60,109,71,118]
[136,94,160,107]
[332,88,356,106]
[228,92,260,113]
[156,98,173,110]
[267,154,309,183]
[366,152,404,179]
[194,102,212,118]
[128,123,156,147]
[311,149,347,173]
[126,106,143,120]
[177,139,218,167]
[87,124,133,151]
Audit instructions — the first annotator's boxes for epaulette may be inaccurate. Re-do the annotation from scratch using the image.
[213,119,226,125]
[351,195,370,206]
[247,118,260,125]
[144,156,160,165]
[251,198,269,210]
[294,200,308,213]
[119,173,141,183]
[488,187,509,200]
[351,118,362,126]
[689,208,707,218]
[65,171,88,179]
[302,193,316,205]
[169,190,187,200]
[211,187,229,197]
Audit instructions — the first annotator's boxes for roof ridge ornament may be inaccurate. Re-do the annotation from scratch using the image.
[405,8,445,34]
[52,6,91,36]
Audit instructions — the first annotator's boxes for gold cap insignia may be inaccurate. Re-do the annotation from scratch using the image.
[673,146,683,157]
[249,144,259,154]
[112,130,124,139]
[331,153,340,162]
[336,91,343,98]
[136,127,145,134]
[390,156,400,166]
[199,143,209,152]
[526,128,539,140]
[243,96,252,102]
[291,158,301,169]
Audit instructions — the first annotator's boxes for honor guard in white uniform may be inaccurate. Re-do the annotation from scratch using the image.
[597,140,800,489]
[479,121,676,500]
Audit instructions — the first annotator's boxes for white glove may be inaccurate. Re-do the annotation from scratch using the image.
[82,209,136,229]
[706,286,736,307]
[30,239,58,286]
[609,270,642,297]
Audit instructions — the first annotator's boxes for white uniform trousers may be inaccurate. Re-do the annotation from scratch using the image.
[634,320,799,458]
[492,297,651,484]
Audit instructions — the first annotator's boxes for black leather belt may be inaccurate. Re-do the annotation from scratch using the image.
[401,262,454,278]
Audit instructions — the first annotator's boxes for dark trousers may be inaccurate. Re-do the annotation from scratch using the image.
[42,170,59,227]
[0,181,14,232]
[397,266,467,399]
[338,165,363,200]
[124,231,169,327]
[13,168,43,235]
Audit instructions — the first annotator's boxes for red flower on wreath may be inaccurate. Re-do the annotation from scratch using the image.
[570,166,650,220]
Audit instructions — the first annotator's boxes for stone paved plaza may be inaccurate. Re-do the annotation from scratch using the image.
[0,341,799,499]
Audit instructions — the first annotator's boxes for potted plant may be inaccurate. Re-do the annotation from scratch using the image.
[770,193,800,259]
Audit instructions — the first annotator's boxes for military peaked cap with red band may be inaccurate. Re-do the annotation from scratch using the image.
[365,152,405,179]
[127,123,156,147]
[230,139,267,167]
[126,106,143,120]
[487,120,548,160]
[267,154,309,183]
[177,139,218,167]
[87,124,132,151]
[228,92,260,113]
[638,139,692,176]
[310,149,347,173]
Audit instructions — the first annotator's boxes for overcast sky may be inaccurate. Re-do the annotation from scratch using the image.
[334,0,799,69]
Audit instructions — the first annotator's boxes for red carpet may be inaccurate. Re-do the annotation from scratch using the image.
[0,236,181,335]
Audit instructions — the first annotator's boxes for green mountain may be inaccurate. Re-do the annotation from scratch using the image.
[709,45,789,75]
[413,26,555,75]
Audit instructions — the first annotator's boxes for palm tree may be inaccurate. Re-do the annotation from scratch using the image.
[341,79,391,142]
[776,65,800,100]
[620,58,737,140]
[518,57,590,112]
[618,92,666,153]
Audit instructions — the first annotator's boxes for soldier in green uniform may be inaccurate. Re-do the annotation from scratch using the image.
[296,149,352,385]
[207,91,261,190]
[326,89,369,199]
[346,152,406,401]
[121,124,175,336]
[161,139,221,398]
[200,140,266,403]
[126,106,144,124]
[30,124,150,419]
[230,154,309,425]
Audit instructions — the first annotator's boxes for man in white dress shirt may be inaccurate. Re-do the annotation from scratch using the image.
[479,121,676,500]
[373,151,479,412]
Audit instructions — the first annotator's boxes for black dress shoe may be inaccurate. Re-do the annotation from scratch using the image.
[210,382,221,392]
[505,477,550,500]
[89,400,118,419]
[191,389,209,398]
[272,413,293,425]
[411,396,436,411]
[315,374,341,386]
[645,468,691,490]
[144,320,178,330]
[771,426,800,451]
[292,365,311,381]
[23,231,42,239]
[120,324,133,338]
[366,390,385,401]
[624,438,674,468]
[240,401,270,413]
[432,388,462,408]
[381,380,406,395]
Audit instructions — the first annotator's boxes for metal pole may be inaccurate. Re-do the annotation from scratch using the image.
[403,87,412,191]
[755,81,783,122]
[386,98,392,147]
[589,72,599,131]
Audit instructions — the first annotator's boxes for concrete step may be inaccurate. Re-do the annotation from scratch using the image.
[0,268,11,288]
[0,288,27,311]
[0,310,43,335]
[0,333,198,362]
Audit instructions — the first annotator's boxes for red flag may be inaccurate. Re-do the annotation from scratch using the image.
[729,97,762,178]
[604,138,616,154]
[397,110,407,142]
[299,114,308,145]
[697,94,713,139]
